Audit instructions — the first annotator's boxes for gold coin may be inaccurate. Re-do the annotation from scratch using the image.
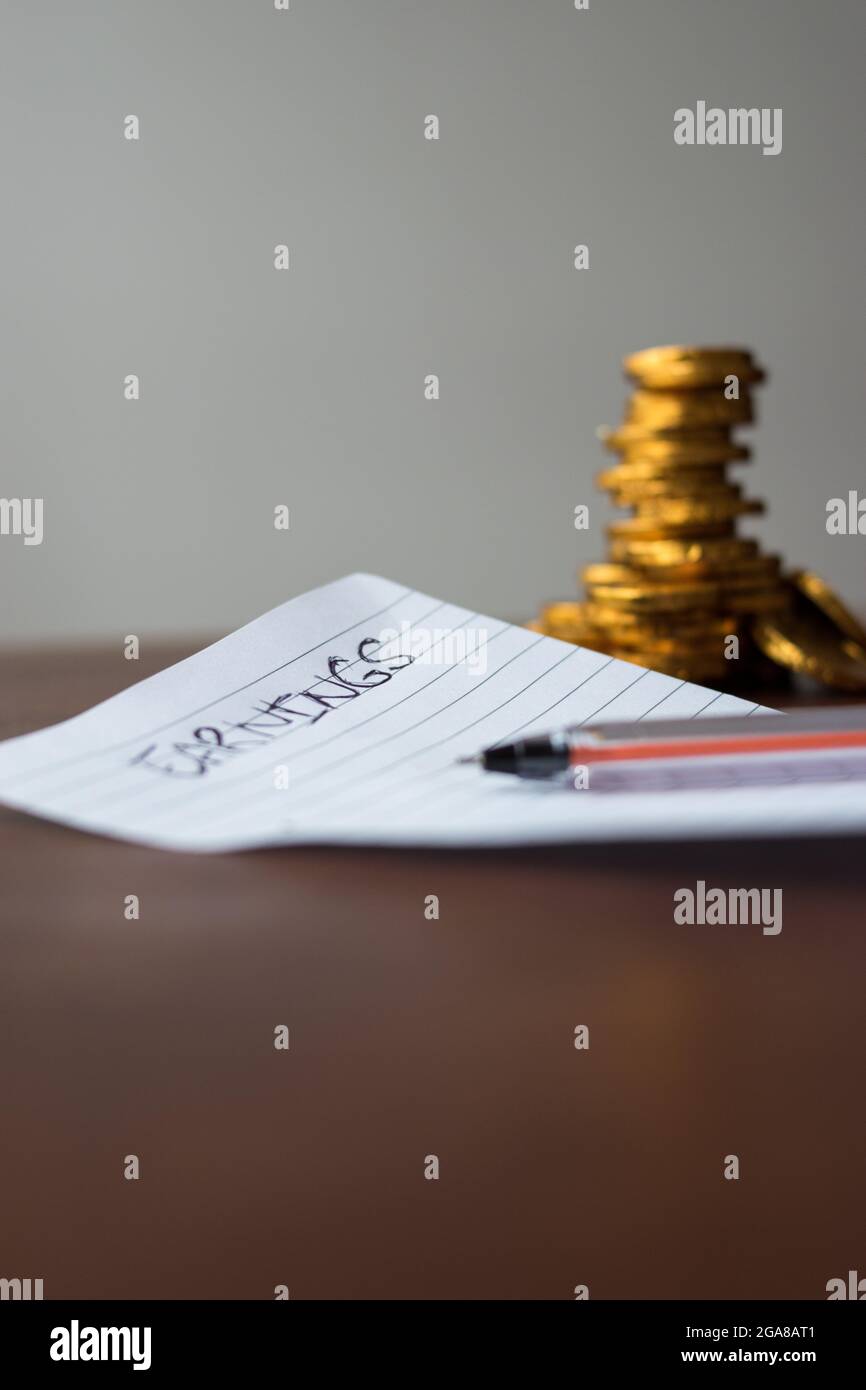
[582,562,647,586]
[615,444,751,468]
[587,578,786,614]
[622,497,750,522]
[629,497,764,525]
[607,493,736,514]
[597,464,730,495]
[607,516,739,541]
[582,561,768,594]
[751,579,866,692]
[595,555,781,588]
[540,600,588,626]
[536,601,597,645]
[584,579,716,610]
[623,345,765,391]
[605,485,744,509]
[600,426,750,464]
[609,535,759,567]
[584,602,736,634]
[597,459,749,487]
[627,389,753,430]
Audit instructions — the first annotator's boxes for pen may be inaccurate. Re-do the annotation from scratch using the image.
[459,706,866,779]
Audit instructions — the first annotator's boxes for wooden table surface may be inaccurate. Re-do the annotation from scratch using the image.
[1,643,864,1300]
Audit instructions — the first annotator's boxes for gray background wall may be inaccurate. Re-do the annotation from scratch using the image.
[2,0,864,642]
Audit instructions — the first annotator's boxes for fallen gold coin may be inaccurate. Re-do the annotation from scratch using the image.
[751,577,866,692]
[788,570,866,650]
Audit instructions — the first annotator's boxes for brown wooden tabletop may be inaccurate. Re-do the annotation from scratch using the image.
[1,643,864,1300]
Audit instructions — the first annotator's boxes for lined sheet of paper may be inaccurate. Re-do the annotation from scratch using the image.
[1,572,865,852]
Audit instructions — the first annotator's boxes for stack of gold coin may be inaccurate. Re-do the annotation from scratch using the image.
[531,346,866,690]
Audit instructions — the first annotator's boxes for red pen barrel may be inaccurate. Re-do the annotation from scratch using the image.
[569,729,866,766]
